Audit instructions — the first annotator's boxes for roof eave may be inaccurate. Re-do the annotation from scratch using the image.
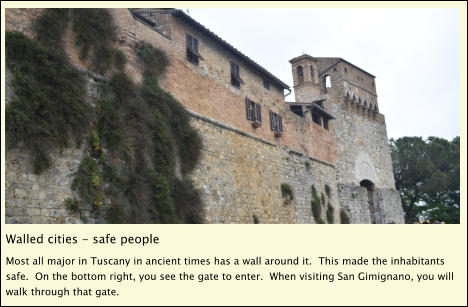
[171,10,290,90]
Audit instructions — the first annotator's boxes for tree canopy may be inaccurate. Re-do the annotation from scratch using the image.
[389,136,460,223]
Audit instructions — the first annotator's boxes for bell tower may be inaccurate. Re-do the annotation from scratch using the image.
[289,54,321,103]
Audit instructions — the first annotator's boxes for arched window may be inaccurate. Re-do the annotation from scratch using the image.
[310,65,314,83]
[325,75,331,88]
[297,66,304,84]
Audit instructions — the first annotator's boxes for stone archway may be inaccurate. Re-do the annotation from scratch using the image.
[359,179,380,224]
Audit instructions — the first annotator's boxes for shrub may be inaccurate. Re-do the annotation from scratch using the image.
[340,209,350,224]
[71,8,118,74]
[34,9,70,48]
[281,183,294,202]
[6,31,91,174]
[326,203,334,224]
[311,184,322,223]
[253,214,259,224]
[325,184,331,197]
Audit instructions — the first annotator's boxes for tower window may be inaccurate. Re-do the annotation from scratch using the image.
[297,66,304,84]
[263,79,270,90]
[325,75,331,88]
[310,65,314,83]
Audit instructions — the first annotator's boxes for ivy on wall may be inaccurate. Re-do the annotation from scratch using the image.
[6,8,203,224]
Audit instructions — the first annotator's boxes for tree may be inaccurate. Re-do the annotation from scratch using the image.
[389,136,460,223]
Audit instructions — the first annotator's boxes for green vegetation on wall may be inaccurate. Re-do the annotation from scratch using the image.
[281,183,294,203]
[326,203,334,224]
[6,30,91,174]
[311,184,323,223]
[6,8,204,224]
[340,208,350,224]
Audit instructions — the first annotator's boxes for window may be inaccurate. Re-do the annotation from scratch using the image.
[323,118,329,130]
[290,105,303,117]
[230,61,244,88]
[297,66,304,84]
[263,79,270,90]
[312,112,321,125]
[310,65,315,83]
[344,67,347,73]
[270,111,283,135]
[325,76,331,88]
[186,33,203,65]
[246,98,262,125]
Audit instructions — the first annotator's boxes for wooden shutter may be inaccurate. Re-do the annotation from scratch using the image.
[255,103,262,124]
[246,98,250,120]
[193,37,198,52]
[278,115,283,133]
[186,34,192,49]
[270,110,274,131]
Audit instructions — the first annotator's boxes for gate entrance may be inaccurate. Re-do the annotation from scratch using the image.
[360,180,378,224]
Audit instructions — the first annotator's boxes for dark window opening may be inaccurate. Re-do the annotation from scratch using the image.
[186,33,203,65]
[263,79,270,90]
[344,67,347,73]
[246,98,262,124]
[297,66,304,84]
[312,112,321,125]
[290,105,303,117]
[323,118,329,130]
[270,111,283,135]
[310,65,314,83]
[230,61,244,88]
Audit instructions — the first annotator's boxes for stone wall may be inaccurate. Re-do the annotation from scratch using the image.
[189,113,339,224]
[5,67,109,224]
[374,189,405,224]
[325,86,396,189]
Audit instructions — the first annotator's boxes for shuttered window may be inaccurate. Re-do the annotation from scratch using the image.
[246,98,262,124]
[186,33,204,65]
[230,61,244,88]
[270,111,283,135]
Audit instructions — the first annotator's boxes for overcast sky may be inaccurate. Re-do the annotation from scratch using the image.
[185,8,461,140]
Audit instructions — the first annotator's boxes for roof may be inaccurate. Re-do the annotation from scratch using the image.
[316,57,376,78]
[287,100,335,120]
[289,54,318,63]
[170,9,290,90]
[308,103,335,120]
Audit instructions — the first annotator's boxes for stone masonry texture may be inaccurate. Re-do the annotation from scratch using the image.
[5,8,405,224]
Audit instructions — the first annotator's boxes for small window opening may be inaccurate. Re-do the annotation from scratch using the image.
[297,66,304,84]
[230,61,244,88]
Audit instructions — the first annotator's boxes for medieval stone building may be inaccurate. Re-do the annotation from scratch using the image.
[4,8,405,224]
